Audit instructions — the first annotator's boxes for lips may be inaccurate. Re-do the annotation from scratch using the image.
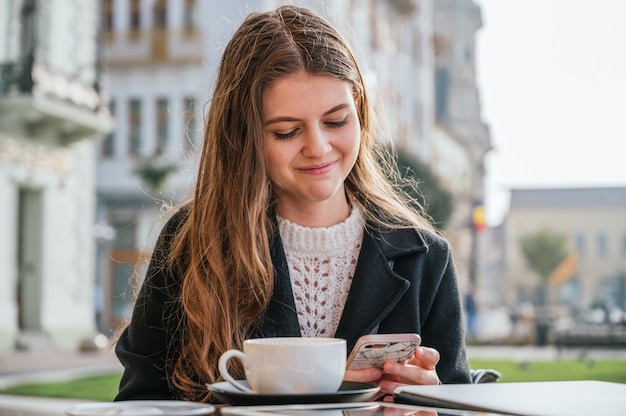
[298,161,336,175]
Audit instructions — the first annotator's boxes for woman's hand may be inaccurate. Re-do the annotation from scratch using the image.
[377,346,441,400]
[344,346,441,401]
[344,366,385,401]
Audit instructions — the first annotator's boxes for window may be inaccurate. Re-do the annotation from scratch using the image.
[575,232,585,257]
[183,0,196,32]
[110,220,139,323]
[155,98,169,155]
[183,96,198,151]
[435,68,449,120]
[597,232,607,257]
[129,99,142,155]
[102,0,114,32]
[112,221,136,250]
[153,0,167,29]
[101,100,116,157]
[130,0,140,31]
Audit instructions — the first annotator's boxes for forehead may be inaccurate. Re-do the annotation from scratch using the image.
[262,72,355,118]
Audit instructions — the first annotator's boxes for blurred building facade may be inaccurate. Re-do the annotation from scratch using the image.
[95,0,490,333]
[96,0,213,330]
[487,187,626,320]
[0,0,113,350]
[431,0,491,291]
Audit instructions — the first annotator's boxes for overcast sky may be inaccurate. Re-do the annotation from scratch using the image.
[474,0,626,225]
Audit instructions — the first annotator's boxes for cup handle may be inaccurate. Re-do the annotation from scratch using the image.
[218,349,253,393]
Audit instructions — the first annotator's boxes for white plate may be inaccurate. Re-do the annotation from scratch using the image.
[65,400,215,416]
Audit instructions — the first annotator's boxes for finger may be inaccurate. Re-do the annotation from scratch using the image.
[344,367,382,383]
[378,379,403,396]
[410,346,440,371]
[382,361,440,386]
[378,367,440,394]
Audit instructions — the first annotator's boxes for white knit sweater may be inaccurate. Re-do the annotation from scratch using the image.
[277,205,365,337]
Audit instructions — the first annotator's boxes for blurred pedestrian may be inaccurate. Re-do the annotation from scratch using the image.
[464,290,478,338]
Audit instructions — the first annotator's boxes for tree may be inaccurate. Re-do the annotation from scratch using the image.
[387,146,454,231]
[519,229,568,345]
[519,229,568,306]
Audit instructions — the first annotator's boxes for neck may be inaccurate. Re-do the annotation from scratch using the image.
[277,195,352,228]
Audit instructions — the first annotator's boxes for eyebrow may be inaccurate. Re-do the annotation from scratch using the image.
[264,103,350,126]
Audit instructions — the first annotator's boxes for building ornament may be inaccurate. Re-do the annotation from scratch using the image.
[0,134,72,175]
[31,63,102,111]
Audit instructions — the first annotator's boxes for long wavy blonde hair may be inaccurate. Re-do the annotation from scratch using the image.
[165,5,434,401]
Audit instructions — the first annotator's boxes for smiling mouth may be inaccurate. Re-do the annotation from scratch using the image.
[298,161,336,175]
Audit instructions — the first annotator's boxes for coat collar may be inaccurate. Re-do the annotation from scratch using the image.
[335,224,428,344]
[257,221,429,345]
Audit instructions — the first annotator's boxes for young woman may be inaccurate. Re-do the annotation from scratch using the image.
[115,5,471,403]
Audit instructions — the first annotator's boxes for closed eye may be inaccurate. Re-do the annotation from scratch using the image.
[326,117,349,129]
[274,128,299,140]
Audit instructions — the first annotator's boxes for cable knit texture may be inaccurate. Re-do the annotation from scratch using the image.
[277,205,365,337]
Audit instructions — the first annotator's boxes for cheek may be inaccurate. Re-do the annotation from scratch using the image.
[264,143,290,183]
[344,128,361,161]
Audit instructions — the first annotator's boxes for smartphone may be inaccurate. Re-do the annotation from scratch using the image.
[346,333,421,371]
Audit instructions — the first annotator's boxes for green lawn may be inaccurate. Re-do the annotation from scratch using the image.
[0,372,122,402]
[1,359,626,401]
[470,359,626,384]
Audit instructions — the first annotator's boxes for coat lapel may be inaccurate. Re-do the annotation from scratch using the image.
[335,226,428,348]
[256,231,301,337]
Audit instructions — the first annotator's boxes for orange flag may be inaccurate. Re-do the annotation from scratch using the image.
[473,204,486,232]
[550,253,578,285]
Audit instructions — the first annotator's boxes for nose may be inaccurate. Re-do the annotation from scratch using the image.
[302,127,332,158]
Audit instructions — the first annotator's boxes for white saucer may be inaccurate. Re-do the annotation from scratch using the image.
[65,400,215,415]
[207,381,380,405]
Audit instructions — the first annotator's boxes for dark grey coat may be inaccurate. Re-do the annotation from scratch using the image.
[115,210,471,401]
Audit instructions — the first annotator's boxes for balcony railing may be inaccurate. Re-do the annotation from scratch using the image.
[0,54,34,94]
[0,54,114,145]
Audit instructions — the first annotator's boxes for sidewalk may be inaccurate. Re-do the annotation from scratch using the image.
[0,348,122,415]
[0,347,122,389]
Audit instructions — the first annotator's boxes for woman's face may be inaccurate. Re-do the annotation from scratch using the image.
[263,71,361,222]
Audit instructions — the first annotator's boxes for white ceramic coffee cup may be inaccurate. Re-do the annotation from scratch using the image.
[218,337,346,394]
